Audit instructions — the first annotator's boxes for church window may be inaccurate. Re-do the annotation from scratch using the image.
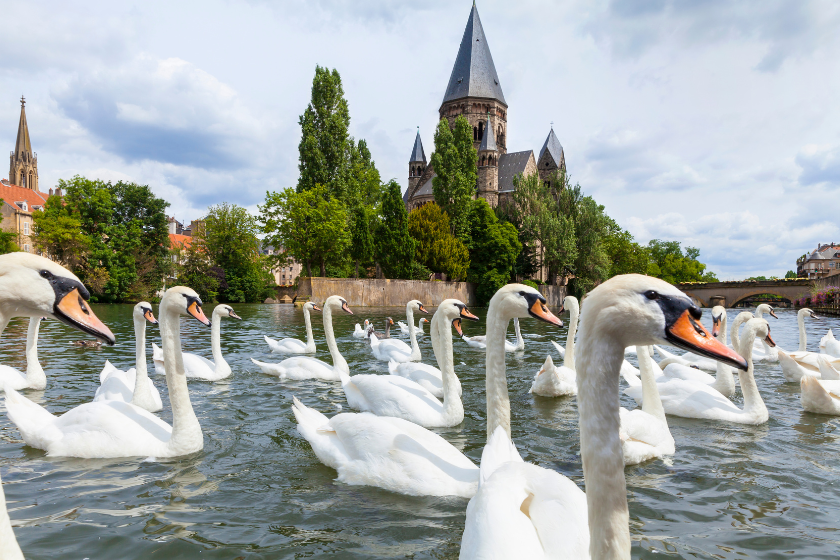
[473,127,477,141]
[478,121,484,140]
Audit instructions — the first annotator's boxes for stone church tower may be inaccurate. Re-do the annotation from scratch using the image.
[477,113,498,206]
[407,128,427,195]
[9,96,38,191]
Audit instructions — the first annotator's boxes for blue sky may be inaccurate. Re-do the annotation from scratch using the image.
[1,0,838,278]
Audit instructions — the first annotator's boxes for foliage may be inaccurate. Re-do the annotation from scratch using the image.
[375,180,415,279]
[349,204,375,278]
[297,66,351,202]
[466,199,521,305]
[646,239,718,284]
[603,220,649,277]
[430,116,477,240]
[785,270,798,279]
[346,139,383,208]
[407,203,469,281]
[259,184,351,277]
[0,230,19,254]
[174,238,221,303]
[203,202,273,303]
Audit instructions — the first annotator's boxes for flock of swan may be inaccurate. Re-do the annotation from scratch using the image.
[0,250,836,559]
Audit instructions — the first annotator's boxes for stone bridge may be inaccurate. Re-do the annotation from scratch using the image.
[674,279,813,308]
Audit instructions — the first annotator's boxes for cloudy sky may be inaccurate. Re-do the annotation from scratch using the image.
[2,0,838,278]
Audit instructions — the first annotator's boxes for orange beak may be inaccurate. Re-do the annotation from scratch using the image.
[418,304,429,314]
[143,309,159,325]
[765,332,777,347]
[312,304,322,312]
[666,309,747,371]
[55,288,115,345]
[529,299,563,327]
[342,301,354,315]
[769,309,778,319]
[711,314,722,338]
[452,318,464,336]
[187,300,211,326]
[460,307,480,321]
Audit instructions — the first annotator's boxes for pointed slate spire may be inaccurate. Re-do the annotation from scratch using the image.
[539,126,564,168]
[479,113,496,152]
[14,96,32,157]
[442,4,506,106]
[409,128,426,163]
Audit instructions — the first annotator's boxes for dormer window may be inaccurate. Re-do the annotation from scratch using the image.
[15,201,27,211]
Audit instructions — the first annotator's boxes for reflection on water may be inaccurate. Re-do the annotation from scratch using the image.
[0,305,839,558]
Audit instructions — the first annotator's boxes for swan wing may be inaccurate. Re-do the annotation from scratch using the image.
[94,366,136,403]
[0,366,28,391]
[550,340,565,359]
[635,378,743,419]
[151,342,164,362]
[662,363,715,385]
[619,408,673,453]
[344,375,444,424]
[800,376,840,415]
[389,361,449,398]
[268,337,308,353]
[252,356,337,381]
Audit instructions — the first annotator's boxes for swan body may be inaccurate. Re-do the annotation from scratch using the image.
[369,317,395,340]
[94,302,162,412]
[460,318,524,352]
[619,345,674,465]
[5,287,212,458]
[800,357,840,415]
[339,300,476,428]
[252,296,353,380]
[530,296,578,397]
[370,301,428,362]
[388,359,462,399]
[820,329,840,358]
[0,318,43,392]
[398,317,428,335]
[264,302,320,353]
[0,469,24,560]
[750,304,779,361]
[153,304,241,381]
[352,319,370,339]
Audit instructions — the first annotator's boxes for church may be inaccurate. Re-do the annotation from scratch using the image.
[403,3,566,210]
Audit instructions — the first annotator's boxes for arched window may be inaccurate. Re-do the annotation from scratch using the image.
[473,127,478,141]
[478,121,484,140]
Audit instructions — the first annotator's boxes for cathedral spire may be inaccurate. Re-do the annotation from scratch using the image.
[14,96,32,157]
[409,127,426,163]
[9,96,38,190]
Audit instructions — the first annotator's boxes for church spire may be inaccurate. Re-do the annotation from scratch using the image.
[409,127,426,163]
[14,96,32,157]
[9,96,38,190]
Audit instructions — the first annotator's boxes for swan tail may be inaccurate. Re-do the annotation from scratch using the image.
[99,360,118,383]
[818,357,840,381]
[550,340,565,359]
[4,388,58,448]
[250,358,285,378]
[387,359,400,375]
[479,426,523,488]
[151,342,164,362]
[800,376,838,414]
[292,397,345,470]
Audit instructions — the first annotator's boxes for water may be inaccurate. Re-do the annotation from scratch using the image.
[1,304,839,559]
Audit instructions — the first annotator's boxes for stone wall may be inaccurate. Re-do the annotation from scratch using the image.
[538,284,566,308]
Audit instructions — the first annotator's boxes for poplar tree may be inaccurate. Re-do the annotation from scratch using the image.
[375,180,415,279]
[430,116,477,240]
[349,205,374,278]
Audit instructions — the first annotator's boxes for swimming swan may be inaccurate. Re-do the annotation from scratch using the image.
[778,308,840,381]
[800,357,840,415]
[370,301,428,362]
[153,304,241,381]
[0,318,43,392]
[251,295,353,381]
[339,299,477,428]
[94,302,162,412]
[530,295,577,397]
[460,318,525,352]
[820,329,840,358]
[460,277,747,560]
[398,317,429,335]
[0,469,23,560]
[352,319,370,339]
[264,302,321,353]
[5,287,212,458]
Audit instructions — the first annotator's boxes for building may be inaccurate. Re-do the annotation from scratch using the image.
[261,244,302,287]
[9,97,38,192]
[797,243,840,279]
[403,4,565,211]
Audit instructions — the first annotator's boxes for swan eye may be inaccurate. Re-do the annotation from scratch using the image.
[40,270,52,279]
[644,290,659,300]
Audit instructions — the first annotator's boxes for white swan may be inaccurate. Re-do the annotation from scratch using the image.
[5,287,212,458]
[0,318,43,392]
[619,345,674,465]
[0,469,23,560]
[388,358,463,399]
[264,302,321,353]
[530,295,578,397]
[251,295,353,380]
[93,302,162,412]
[460,318,526,352]
[398,317,429,335]
[460,278,747,559]
[338,300,477,428]
[820,329,840,357]
[153,304,241,381]
[352,319,370,339]
[370,300,428,362]
[290,300,481,497]
[368,317,395,339]
[799,356,840,415]
[626,317,772,424]
[778,308,840,382]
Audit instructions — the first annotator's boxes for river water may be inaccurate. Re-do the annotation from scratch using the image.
[1,303,838,559]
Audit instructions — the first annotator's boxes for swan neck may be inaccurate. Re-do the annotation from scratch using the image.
[24,317,44,387]
[564,303,578,370]
[431,313,462,421]
[323,304,347,373]
[638,346,666,424]
[484,299,511,441]
[575,306,631,559]
[798,310,806,352]
[132,312,149,392]
[738,325,767,417]
[514,318,524,349]
[303,305,315,349]
[406,305,420,359]
[161,306,201,452]
[210,312,226,373]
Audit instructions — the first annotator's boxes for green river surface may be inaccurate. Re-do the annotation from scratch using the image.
[1,303,838,559]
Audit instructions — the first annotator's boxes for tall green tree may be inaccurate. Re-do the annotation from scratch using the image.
[466,199,521,305]
[259,184,351,278]
[603,219,649,277]
[349,204,375,278]
[174,237,221,303]
[346,139,383,208]
[375,180,415,279]
[297,66,351,201]
[646,240,717,283]
[407,202,469,281]
[430,116,477,240]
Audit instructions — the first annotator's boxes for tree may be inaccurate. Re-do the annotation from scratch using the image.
[259,184,351,278]
[32,195,89,267]
[0,230,18,254]
[785,270,798,279]
[203,202,273,302]
[375,180,415,279]
[349,204,374,278]
[466,199,521,305]
[297,66,351,202]
[174,238,222,303]
[603,220,649,277]
[430,116,477,240]
[407,202,470,281]
[646,240,717,284]
[346,139,383,208]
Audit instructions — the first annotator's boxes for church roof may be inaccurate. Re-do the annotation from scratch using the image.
[0,181,48,212]
[14,97,32,157]
[441,4,506,106]
[539,127,563,167]
[414,174,437,198]
[479,115,496,152]
[409,130,426,163]
[498,151,534,193]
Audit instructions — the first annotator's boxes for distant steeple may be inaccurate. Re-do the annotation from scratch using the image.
[9,96,38,191]
[478,113,497,152]
[409,127,426,163]
[14,96,32,157]
[441,4,506,106]
[538,126,564,169]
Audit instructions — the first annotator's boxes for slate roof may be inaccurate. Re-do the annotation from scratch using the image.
[479,115,496,152]
[414,174,437,198]
[539,127,564,167]
[409,130,426,163]
[441,5,506,106]
[497,151,533,193]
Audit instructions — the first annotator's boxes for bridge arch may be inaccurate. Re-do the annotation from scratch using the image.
[728,290,794,308]
[681,291,706,308]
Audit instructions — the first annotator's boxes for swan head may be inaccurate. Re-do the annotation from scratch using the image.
[161,286,211,326]
[799,307,818,320]
[407,299,429,314]
[487,284,563,327]
[325,295,353,315]
[560,295,579,316]
[437,298,479,336]
[585,274,748,371]
[212,304,241,320]
[756,303,778,319]
[419,318,429,324]
[0,253,116,345]
[135,302,158,325]
[711,305,726,337]
[304,301,322,313]
[741,317,775,355]
[385,317,395,326]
